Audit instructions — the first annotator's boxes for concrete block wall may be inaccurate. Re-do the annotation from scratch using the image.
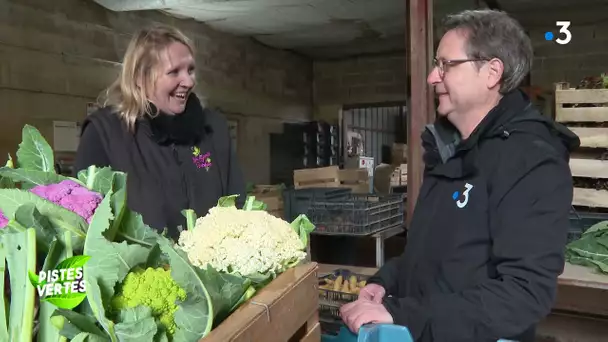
[530,22,608,91]
[0,0,312,183]
[515,5,608,117]
[313,54,407,123]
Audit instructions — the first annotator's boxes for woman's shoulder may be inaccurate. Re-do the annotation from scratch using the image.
[82,106,128,136]
[86,105,120,122]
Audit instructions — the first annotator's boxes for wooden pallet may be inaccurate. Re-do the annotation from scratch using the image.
[293,166,369,193]
[555,82,608,208]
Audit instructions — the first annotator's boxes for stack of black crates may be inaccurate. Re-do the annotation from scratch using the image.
[303,121,339,168]
[270,120,340,186]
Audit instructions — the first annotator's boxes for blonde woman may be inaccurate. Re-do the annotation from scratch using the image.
[75,24,246,238]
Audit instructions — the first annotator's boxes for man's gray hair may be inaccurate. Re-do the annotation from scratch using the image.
[443,9,533,93]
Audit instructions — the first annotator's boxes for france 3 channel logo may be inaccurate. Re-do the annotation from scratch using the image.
[544,21,572,45]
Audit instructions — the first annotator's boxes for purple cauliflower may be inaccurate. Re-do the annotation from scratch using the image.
[0,210,8,228]
[30,179,103,223]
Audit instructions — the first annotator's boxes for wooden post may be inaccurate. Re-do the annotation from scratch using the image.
[406,0,434,226]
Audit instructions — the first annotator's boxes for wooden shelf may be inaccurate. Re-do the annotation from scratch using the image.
[559,264,608,290]
[569,127,608,149]
[570,158,608,179]
[573,188,608,208]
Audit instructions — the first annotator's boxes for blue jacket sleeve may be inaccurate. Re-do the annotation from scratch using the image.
[382,158,573,342]
[366,253,406,295]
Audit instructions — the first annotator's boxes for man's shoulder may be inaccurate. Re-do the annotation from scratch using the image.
[479,126,571,197]
[482,121,567,166]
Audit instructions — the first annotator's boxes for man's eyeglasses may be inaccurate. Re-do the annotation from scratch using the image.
[433,57,490,77]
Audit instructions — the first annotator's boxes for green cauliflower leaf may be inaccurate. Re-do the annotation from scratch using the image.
[82,190,151,340]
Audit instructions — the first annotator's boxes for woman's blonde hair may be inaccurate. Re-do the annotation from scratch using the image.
[99,24,196,131]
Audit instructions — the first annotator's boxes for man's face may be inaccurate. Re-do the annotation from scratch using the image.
[427,29,492,121]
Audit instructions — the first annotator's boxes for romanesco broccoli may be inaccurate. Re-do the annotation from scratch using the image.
[111,267,186,336]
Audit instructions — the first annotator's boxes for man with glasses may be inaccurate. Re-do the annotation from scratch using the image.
[340,9,580,342]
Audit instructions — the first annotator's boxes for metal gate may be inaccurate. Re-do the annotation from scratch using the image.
[341,102,407,166]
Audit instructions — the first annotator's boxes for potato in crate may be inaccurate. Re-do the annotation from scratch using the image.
[318,269,369,320]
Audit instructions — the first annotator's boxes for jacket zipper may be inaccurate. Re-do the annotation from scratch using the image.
[171,144,191,208]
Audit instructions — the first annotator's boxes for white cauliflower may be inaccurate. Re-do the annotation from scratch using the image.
[177,206,308,278]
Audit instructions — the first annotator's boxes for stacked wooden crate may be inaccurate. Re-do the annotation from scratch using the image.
[249,185,284,219]
[293,166,369,193]
[391,143,407,164]
[390,163,408,187]
[203,262,320,342]
[555,82,608,209]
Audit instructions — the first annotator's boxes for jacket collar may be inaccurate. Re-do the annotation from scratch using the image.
[422,90,532,178]
[422,89,580,179]
[137,93,211,146]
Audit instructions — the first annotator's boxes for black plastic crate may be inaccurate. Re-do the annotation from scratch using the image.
[282,187,352,222]
[308,193,404,235]
[318,269,369,321]
[568,208,608,242]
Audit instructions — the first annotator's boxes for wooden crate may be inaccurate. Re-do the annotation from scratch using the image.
[555,82,608,149]
[338,169,369,193]
[293,166,369,193]
[294,167,340,189]
[250,184,283,195]
[555,82,608,125]
[570,159,608,208]
[555,82,608,208]
[249,184,284,219]
[390,163,407,187]
[203,262,320,342]
[391,143,407,165]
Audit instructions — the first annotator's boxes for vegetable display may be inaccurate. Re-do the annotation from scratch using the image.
[178,196,314,282]
[565,220,608,274]
[111,267,187,336]
[319,274,367,294]
[0,125,316,341]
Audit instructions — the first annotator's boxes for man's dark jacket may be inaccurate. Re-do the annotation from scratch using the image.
[367,90,580,342]
[74,94,246,239]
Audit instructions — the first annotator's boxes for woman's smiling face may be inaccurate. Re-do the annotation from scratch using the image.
[149,42,196,115]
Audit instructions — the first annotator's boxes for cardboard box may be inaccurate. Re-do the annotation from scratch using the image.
[391,143,407,165]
